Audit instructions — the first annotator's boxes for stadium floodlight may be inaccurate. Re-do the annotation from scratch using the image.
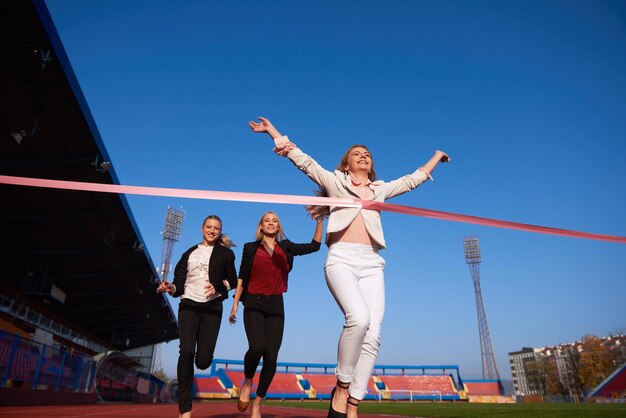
[464,236,481,263]
[463,236,500,381]
[163,207,184,241]
[153,206,185,375]
[159,206,185,282]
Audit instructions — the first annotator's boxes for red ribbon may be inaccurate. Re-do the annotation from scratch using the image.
[2,175,624,244]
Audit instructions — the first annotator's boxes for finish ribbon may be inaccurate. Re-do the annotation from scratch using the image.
[1,175,625,244]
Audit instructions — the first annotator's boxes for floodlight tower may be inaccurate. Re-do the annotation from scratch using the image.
[463,236,500,381]
[152,206,185,375]
[160,206,185,281]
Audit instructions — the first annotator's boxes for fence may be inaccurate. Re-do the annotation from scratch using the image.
[0,330,95,393]
[378,389,442,402]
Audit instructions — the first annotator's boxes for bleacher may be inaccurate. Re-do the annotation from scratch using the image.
[380,374,460,400]
[464,380,503,396]
[301,373,336,398]
[266,373,307,399]
[195,376,230,398]
[194,361,464,402]
[224,369,307,399]
[225,370,252,393]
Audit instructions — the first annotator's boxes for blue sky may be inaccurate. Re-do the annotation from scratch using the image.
[44,0,626,380]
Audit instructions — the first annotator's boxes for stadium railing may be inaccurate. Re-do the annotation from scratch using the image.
[378,389,443,402]
[0,330,95,393]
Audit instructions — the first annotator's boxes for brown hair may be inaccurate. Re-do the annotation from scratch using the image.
[202,215,236,248]
[335,144,377,181]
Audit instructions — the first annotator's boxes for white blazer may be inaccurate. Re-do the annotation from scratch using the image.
[284,140,428,248]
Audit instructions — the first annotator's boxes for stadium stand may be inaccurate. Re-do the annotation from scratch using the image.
[464,380,504,396]
[225,370,250,393]
[301,373,336,398]
[266,373,307,399]
[196,360,464,402]
[0,330,97,405]
[195,376,230,399]
[379,375,459,400]
[0,0,178,406]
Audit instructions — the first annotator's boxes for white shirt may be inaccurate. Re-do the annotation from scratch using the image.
[181,244,220,303]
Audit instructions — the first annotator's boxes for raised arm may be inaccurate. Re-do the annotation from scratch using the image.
[249,116,282,140]
[313,217,323,244]
[420,150,450,177]
[380,149,451,200]
[310,208,324,244]
[286,211,323,256]
[249,116,340,193]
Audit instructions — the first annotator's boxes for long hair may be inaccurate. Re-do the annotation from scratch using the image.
[336,144,377,181]
[306,144,377,219]
[202,215,236,248]
[254,211,287,241]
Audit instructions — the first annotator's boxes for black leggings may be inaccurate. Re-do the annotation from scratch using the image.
[177,299,223,414]
[243,294,285,398]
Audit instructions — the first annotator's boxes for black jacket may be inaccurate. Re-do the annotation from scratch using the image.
[238,239,321,303]
[172,243,238,301]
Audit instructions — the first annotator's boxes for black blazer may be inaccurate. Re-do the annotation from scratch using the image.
[238,239,321,303]
[172,243,238,301]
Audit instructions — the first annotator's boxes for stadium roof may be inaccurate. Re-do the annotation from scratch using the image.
[0,0,178,350]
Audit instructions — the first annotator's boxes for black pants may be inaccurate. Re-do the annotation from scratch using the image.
[243,294,285,398]
[177,298,223,414]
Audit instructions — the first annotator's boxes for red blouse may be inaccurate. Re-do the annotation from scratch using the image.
[247,244,289,295]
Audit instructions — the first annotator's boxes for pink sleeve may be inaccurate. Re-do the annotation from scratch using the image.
[273,135,297,157]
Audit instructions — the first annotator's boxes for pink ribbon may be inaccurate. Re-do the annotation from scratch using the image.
[2,175,624,244]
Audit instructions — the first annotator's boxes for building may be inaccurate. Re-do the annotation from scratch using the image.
[509,335,626,398]
[509,347,542,396]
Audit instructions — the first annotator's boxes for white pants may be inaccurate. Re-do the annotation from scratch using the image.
[324,242,385,400]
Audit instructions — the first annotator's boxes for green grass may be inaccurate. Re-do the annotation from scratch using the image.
[263,400,626,418]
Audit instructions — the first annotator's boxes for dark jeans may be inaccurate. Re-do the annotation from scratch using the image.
[177,298,223,414]
[243,294,285,398]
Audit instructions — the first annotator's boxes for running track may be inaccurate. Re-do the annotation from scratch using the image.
[0,401,395,418]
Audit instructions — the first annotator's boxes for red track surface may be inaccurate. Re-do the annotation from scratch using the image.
[0,401,393,418]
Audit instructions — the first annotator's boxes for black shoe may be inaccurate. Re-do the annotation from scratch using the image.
[327,381,349,418]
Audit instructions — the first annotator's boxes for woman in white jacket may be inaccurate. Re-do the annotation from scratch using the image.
[249,117,449,418]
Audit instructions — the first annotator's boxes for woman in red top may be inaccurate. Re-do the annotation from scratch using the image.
[229,211,322,418]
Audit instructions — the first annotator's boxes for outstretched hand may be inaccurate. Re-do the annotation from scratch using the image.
[436,150,450,163]
[248,117,274,133]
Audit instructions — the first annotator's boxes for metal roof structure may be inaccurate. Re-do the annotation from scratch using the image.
[0,0,178,350]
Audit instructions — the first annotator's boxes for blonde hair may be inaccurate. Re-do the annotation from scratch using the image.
[202,215,236,248]
[254,211,287,241]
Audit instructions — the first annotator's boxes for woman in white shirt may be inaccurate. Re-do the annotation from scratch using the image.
[157,215,237,418]
[249,117,449,418]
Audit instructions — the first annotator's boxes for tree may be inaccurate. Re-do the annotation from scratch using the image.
[524,358,546,396]
[542,356,566,395]
[577,335,614,393]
